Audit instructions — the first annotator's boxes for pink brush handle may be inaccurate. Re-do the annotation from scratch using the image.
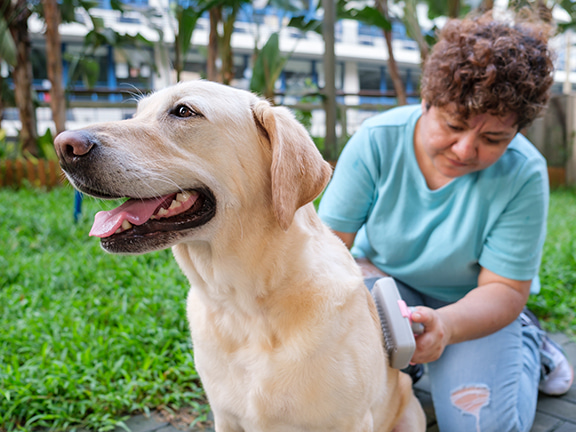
[398,300,425,334]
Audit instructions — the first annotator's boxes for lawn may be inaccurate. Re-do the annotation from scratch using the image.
[528,188,576,334]
[0,186,208,431]
[1,185,575,431]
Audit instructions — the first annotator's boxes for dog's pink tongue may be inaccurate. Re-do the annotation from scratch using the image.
[90,196,170,238]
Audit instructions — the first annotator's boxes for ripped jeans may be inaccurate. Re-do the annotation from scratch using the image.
[365,277,544,432]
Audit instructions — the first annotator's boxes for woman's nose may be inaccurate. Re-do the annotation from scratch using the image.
[451,133,477,161]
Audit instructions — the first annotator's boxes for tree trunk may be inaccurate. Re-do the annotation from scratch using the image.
[174,32,183,82]
[383,30,407,105]
[207,7,220,82]
[42,0,66,135]
[404,0,428,63]
[479,0,494,12]
[9,0,38,156]
[221,9,236,85]
[375,0,407,105]
[448,0,460,18]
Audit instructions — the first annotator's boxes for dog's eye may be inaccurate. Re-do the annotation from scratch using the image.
[172,105,196,118]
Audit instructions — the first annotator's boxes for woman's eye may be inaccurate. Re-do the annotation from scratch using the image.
[447,123,463,131]
[173,105,194,118]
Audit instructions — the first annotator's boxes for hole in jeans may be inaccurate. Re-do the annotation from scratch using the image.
[450,384,491,432]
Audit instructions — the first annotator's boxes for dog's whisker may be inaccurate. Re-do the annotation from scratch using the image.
[118,83,148,104]
[137,173,184,196]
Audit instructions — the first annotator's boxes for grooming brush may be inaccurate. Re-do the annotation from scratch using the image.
[371,277,424,369]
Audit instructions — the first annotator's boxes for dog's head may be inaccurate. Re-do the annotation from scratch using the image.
[54,80,332,254]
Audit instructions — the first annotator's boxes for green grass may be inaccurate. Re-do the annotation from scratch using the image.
[0,186,208,432]
[527,188,576,337]
[1,186,576,431]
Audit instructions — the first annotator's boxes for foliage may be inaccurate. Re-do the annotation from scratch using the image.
[424,0,470,19]
[0,10,16,66]
[250,32,290,100]
[61,1,154,89]
[0,127,54,161]
[160,0,221,82]
[0,130,19,160]
[285,0,323,35]
[527,187,576,338]
[1,136,26,161]
[0,187,208,431]
[0,75,14,107]
[556,0,576,31]
[250,1,322,100]
[44,0,100,24]
[173,3,202,81]
[337,0,392,31]
[37,128,57,161]
[291,79,322,131]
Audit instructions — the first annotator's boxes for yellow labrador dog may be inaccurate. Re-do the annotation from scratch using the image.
[54,80,425,432]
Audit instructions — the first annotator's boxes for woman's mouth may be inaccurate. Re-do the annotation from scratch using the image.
[444,155,472,168]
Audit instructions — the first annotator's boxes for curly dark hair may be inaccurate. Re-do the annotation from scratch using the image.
[420,12,555,130]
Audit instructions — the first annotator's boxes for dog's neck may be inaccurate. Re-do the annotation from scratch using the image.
[172,204,324,308]
[172,203,362,353]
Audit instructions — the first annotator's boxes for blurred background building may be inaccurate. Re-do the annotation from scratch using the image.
[2,0,576,182]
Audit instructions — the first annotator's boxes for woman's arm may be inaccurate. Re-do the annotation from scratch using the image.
[333,230,389,279]
[410,266,531,364]
[333,230,356,249]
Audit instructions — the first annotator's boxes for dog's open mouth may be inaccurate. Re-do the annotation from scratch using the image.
[90,189,216,246]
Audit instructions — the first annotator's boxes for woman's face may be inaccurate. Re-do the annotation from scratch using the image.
[416,102,518,182]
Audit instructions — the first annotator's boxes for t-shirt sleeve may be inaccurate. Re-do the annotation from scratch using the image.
[478,157,549,281]
[318,124,379,233]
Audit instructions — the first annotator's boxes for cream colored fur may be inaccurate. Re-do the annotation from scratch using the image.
[62,80,426,431]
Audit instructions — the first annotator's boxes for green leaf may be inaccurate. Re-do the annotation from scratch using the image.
[287,15,322,34]
[0,16,17,66]
[38,129,58,161]
[90,15,105,31]
[557,0,576,32]
[250,32,289,97]
[338,5,391,31]
[110,0,125,12]
[81,58,100,88]
[426,0,448,20]
[177,6,201,58]
[60,0,81,23]
[269,0,313,14]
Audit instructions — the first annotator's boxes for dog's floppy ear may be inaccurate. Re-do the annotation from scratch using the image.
[252,100,332,231]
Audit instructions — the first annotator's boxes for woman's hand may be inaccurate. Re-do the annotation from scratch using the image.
[408,268,531,364]
[410,306,452,364]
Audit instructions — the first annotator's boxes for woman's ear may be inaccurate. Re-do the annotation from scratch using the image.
[421,99,430,112]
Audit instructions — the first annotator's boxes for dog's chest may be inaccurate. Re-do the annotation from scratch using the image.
[193,330,294,415]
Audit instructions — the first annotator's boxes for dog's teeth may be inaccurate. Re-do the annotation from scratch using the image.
[169,199,182,209]
[122,220,133,230]
[115,228,122,234]
[176,192,190,202]
[157,208,169,217]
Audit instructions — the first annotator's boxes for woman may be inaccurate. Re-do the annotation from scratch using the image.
[318,12,573,432]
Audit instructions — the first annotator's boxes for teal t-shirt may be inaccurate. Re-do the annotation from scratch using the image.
[318,105,549,302]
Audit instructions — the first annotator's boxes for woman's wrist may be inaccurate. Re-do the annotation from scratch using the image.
[355,257,388,279]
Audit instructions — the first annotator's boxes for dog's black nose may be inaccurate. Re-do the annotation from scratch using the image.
[54,130,95,164]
